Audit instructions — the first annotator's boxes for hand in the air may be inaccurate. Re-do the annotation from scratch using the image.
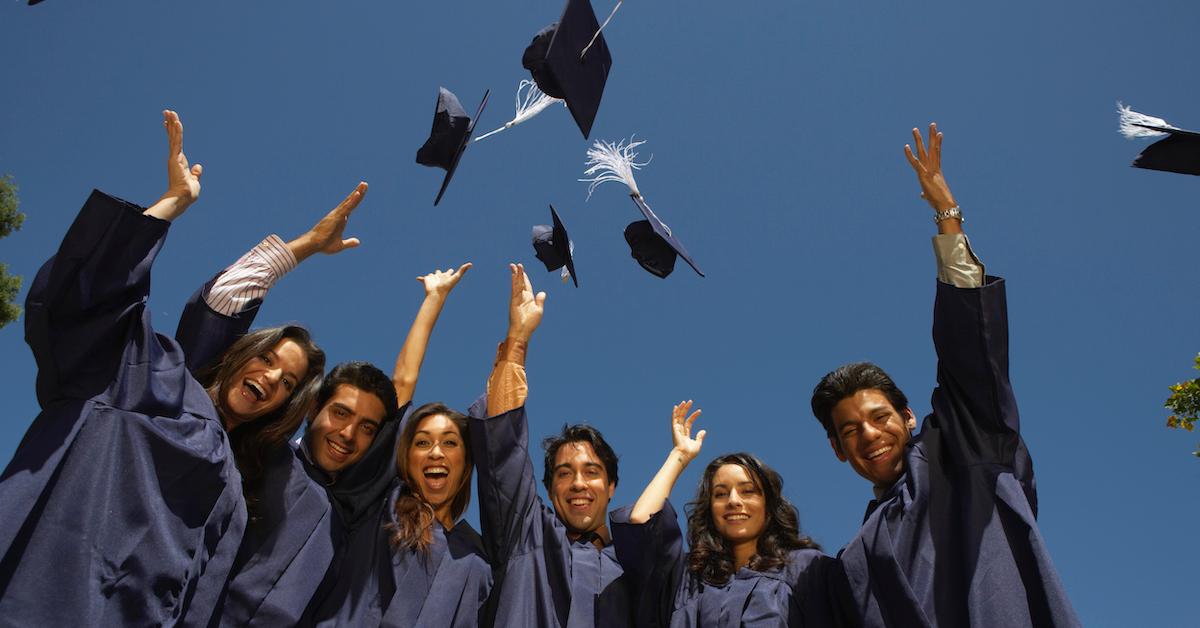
[670,400,706,464]
[419,263,472,299]
[506,263,546,343]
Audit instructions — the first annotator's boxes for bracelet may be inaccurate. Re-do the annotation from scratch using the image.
[933,206,963,224]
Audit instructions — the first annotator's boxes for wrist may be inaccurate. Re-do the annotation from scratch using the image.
[499,337,529,363]
[287,234,318,263]
[670,447,695,466]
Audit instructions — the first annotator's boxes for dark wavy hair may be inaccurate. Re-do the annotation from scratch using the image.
[196,325,325,516]
[811,362,910,439]
[541,424,619,491]
[685,453,819,586]
[389,402,473,553]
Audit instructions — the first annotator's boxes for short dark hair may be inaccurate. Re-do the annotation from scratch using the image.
[811,362,910,438]
[541,424,619,491]
[685,452,819,585]
[315,361,399,422]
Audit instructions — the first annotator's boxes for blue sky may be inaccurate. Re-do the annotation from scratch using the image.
[2,1,1198,625]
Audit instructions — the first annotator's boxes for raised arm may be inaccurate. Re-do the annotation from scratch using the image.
[628,401,705,523]
[26,111,197,404]
[176,183,369,373]
[391,263,471,406]
[905,123,985,289]
[486,263,545,416]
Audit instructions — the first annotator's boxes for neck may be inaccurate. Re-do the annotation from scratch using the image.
[731,538,757,570]
[568,524,610,548]
[434,503,455,530]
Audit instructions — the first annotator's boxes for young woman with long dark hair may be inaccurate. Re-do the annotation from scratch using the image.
[611,402,853,626]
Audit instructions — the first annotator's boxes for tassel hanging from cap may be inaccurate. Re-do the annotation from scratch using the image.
[475,80,564,142]
[581,0,623,60]
[580,136,651,200]
[1118,102,1176,138]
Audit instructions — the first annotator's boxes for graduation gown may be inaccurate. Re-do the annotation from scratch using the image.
[610,501,850,628]
[0,191,246,626]
[469,406,635,628]
[171,275,337,628]
[838,278,1080,627]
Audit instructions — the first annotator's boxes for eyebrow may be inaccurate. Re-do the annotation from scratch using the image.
[554,461,603,472]
[414,430,459,436]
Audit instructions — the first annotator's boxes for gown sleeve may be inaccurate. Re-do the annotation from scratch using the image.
[609,500,686,628]
[468,405,540,568]
[24,189,170,406]
[928,277,1033,494]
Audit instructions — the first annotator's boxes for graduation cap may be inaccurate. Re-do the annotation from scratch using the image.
[521,0,616,139]
[1118,103,1200,176]
[532,205,579,287]
[580,137,704,278]
[416,87,490,205]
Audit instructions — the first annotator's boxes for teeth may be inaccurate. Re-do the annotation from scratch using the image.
[867,446,892,460]
[725,514,749,520]
[568,498,590,506]
[425,466,449,475]
[329,441,351,456]
[245,380,265,401]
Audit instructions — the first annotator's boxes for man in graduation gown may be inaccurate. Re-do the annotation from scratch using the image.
[0,110,245,626]
[809,124,1080,627]
[469,263,637,628]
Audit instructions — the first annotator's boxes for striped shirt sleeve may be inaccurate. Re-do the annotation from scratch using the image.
[204,234,298,316]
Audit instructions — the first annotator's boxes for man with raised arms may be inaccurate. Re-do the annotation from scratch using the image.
[810,124,1080,627]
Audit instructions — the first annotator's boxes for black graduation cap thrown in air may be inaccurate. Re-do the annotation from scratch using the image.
[416,87,490,205]
[522,0,612,139]
[531,205,579,287]
[580,137,704,279]
[625,196,703,279]
[1118,103,1200,176]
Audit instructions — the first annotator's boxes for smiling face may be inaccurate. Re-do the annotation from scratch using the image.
[829,388,917,490]
[405,414,468,520]
[549,441,616,538]
[222,338,309,429]
[305,384,387,474]
[710,463,768,546]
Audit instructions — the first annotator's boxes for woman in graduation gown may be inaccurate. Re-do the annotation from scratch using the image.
[298,265,491,627]
[0,110,336,626]
[610,402,853,627]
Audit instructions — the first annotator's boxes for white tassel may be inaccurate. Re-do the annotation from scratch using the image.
[580,136,652,200]
[581,0,623,60]
[474,80,564,142]
[1118,102,1175,138]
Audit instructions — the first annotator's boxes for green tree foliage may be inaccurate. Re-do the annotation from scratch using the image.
[0,175,25,329]
[1164,353,1200,458]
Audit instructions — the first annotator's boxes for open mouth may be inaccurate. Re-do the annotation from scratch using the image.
[865,445,893,462]
[242,379,266,402]
[326,439,353,461]
[423,466,450,490]
[723,513,750,522]
[567,496,592,510]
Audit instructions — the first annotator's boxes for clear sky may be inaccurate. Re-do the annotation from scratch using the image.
[2,1,1198,625]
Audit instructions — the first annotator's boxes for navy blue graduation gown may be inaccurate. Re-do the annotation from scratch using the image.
[610,501,851,628]
[469,406,634,628]
[379,481,493,628]
[838,278,1080,627]
[0,190,246,626]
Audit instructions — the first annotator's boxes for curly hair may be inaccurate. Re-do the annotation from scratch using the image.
[196,325,325,519]
[684,453,819,585]
[389,403,473,553]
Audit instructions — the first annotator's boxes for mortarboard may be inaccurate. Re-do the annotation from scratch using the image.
[531,205,579,287]
[1118,103,1200,176]
[522,0,614,139]
[416,87,490,205]
[580,137,704,278]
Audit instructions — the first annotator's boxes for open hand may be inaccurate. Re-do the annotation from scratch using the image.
[146,110,204,221]
[671,400,706,463]
[903,123,957,212]
[290,182,367,262]
[419,263,472,299]
[506,263,545,342]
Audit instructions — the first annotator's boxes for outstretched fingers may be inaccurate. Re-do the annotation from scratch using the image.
[336,182,369,217]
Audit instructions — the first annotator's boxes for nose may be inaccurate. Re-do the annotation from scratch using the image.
[570,473,587,491]
[337,421,356,439]
[429,443,445,459]
[264,368,282,386]
[726,489,744,509]
[861,421,883,441]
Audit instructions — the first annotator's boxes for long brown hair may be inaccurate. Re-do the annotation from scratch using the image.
[196,325,325,514]
[685,453,820,585]
[389,402,473,553]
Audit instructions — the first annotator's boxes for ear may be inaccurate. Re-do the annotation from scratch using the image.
[605,481,616,502]
[828,437,848,463]
[903,408,917,431]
